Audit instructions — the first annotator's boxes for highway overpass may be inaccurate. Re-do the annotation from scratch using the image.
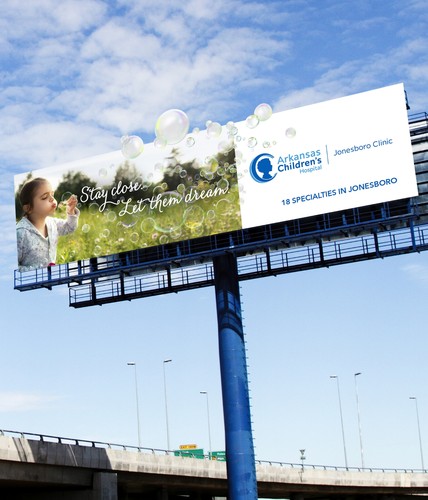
[0,431,428,499]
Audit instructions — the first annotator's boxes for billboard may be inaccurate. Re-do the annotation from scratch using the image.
[15,83,417,271]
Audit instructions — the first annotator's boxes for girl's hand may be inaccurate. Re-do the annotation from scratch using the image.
[66,195,78,215]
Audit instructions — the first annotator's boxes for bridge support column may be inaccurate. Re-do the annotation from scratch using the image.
[213,254,258,500]
[92,472,118,500]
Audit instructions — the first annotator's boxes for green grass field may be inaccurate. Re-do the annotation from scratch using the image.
[56,184,242,264]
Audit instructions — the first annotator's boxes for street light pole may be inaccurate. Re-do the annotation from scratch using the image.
[163,359,172,451]
[200,391,212,458]
[330,375,348,469]
[354,372,364,469]
[409,396,425,470]
[127,362,141,448]
[300,449,306,471]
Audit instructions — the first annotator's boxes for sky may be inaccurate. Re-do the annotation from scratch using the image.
[1,0,428,472]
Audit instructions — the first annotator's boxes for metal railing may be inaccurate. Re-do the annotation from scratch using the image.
[1,429,426,474]
[0,429,168,454]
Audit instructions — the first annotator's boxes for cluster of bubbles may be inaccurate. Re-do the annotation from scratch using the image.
[120,101,296,160]
[69,145,239,258]
[81,101,301,258]
[245,103,273,130]
[121,109,191,159]
[79,156,240,246]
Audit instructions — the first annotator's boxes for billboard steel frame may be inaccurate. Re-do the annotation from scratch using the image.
[14,112,428,299]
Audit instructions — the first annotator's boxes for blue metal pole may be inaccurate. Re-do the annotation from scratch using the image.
[213,254,258,500]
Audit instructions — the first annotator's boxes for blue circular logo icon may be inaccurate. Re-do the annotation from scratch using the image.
[249,153,277,183]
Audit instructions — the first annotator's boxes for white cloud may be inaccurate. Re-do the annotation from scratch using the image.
[0,121,118,171]
[0,0,107,38]
[0,0,290,143]
[402,264,428,285]
[80,19,162,62]
[0,392,59,412]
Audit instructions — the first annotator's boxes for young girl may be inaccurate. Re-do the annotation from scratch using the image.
[16,177,80,271]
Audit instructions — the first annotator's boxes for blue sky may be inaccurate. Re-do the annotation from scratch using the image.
[1,0,428,470]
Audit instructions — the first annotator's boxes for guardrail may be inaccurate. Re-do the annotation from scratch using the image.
[0,429,168,454]
[0,429,426,474]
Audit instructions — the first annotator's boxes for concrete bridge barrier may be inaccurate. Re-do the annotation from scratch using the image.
[1,433,428,499]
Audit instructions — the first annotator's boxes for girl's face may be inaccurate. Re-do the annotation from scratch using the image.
[27,181,57,217]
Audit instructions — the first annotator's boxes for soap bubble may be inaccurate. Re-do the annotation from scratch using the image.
[121,135,144,159]
[61,192,73,204]
[140,218,155,233]
[82,224,90,233]
[119,219,137,229]
[89,202,100,215]
[58,192,73,210]
[206,121,222,138]
[215,199,232,216]
[205,156,219,172]
[153,192,185,233]
[217,178,229,191]
[248,137,257,148]
[227,125,238,137]
[246,114,259,129]
[118,211,138,228]
[254,103,273,121]
[155,109,190,145]
[170,228,182,239]
[106,211,117,223]
[286,127,297,138]
[184,205,205,229]
[186,136,195,147]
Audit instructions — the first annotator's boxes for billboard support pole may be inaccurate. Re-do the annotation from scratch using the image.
[213,253,258,500]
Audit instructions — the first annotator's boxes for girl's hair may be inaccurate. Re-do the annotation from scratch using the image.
[19,177,49,210]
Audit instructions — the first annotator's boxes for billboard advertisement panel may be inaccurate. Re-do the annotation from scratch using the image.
[235,83,417,228]
[14,83,417,271]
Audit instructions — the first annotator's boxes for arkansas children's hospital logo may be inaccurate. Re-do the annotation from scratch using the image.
[249,154,277,183]
[249,149,323,184]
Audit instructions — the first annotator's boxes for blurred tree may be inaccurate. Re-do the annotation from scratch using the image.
[110,161,149,201]
[56,171,97,203]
